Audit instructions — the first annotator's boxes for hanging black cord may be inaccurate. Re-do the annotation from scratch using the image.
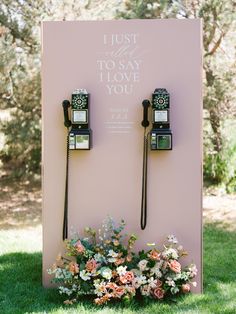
[63,131,70,240]
[141,127,149,230]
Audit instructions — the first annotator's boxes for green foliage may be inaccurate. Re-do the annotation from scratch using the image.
[0,72,41,176]
[204,118,236,192]
[0,0,45,177]
[117,0,236,190]
[0,0,236,188]
[1,224,236,313]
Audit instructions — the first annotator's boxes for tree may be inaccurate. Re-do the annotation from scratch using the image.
[117,0,236,190]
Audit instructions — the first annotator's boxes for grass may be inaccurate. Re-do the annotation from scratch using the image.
[0,224,236,314]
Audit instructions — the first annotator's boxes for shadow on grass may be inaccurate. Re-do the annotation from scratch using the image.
[0,224,235,314]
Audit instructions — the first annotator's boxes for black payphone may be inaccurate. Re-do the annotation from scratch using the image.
[150,88,172,150]
[140,88,172,230]
[62,89,92,150]
[62,89,92,240]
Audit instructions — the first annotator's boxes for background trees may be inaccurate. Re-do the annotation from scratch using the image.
[0,0,235,191]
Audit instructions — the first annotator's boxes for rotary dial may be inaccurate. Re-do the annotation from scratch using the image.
[153,94,169,109]
[72,94,88,109]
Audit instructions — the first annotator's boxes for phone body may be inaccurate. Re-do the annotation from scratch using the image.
[63,89,92,150]
[150,88,172,150]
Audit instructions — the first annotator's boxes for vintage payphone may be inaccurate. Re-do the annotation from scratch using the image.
[150,88,172,150]
[62,89,92,240]
[62,89,92,150]
[140,88,172,230]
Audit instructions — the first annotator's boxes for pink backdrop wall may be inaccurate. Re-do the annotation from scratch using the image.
[42,19,202,291]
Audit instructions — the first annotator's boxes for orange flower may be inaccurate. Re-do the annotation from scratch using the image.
[114,286,125,298]
[181,283,191,293]
[114,258,125,266]
[86,259,97,272]
[68,262,79,274]
[74,240,85,254]
[120,271,134,284]
[113,239,120,246]
[148,249,161,261]
[126,255,132,262]
[169,260,181,273]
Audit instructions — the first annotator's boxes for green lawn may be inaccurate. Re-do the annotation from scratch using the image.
[0,224,236,314]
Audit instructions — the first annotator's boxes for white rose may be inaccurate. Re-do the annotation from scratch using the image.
[138,259,149,271]
[117,265,127,276]
[100,267,112,280]
[80,270,91,281]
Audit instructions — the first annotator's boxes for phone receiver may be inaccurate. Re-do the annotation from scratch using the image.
[62,100,71,127]
[141,99,150,128]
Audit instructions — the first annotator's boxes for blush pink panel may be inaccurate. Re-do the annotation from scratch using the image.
[42,19,202,291]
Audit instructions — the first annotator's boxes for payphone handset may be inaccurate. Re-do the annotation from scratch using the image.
[62,89,92,150]
[150,88,172,150]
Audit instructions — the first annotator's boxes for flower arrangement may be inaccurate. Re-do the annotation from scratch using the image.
[48,217,197,305]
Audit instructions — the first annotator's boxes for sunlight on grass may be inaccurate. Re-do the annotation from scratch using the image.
[0,226,42,254]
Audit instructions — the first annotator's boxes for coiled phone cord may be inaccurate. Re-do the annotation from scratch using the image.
[141,127,149,230]
[63,131,70,240]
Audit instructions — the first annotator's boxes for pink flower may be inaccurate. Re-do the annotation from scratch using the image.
[114,258,125,266]
[114,286,125,298]
[120,271,134,284]
[169,260,181,273]
[182,283,191,293]
[148,249,161,261]
[68,261,79,274]
[156,279,163,288]
[152,287,165,299]
[86,259,97,272]
[74,240,85,254]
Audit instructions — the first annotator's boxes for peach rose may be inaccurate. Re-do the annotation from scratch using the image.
[152,287,165,299]
[126,255,132,262]
[74,240,85,254]
[169,260,181,273]
[181,283,191,293]
[68,261,79,274]
[115,286,125,297]
[114,258,125,266]
[156,279,163,288]
[86,258,97,272]
[148,249,161,261]
[120,271,134,284]
[106,282,117,290]
[113,239,120,246]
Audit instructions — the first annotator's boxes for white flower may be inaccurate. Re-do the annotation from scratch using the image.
[189,264,198,277]
[147,277,157,288]
[108,249,119,258]
[80,270,91,281]
[107,250,118,262]
[192,281,197,287]
[138,259,149,271]
[117,265,127,276]
[100,267,112,280]
[166,277,175,287]
[147,3,152,10]
[132,275,147,288]
[162,248,179,259]
[94,253,105,263]
[167,235,178,244]
[94,279,106,297]
[150,263,162,278]
[59,286,73,296]
[177,245,183,251]
[140,284,151,296]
